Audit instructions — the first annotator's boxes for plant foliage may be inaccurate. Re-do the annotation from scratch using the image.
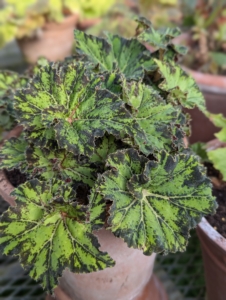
[0,17,216,294]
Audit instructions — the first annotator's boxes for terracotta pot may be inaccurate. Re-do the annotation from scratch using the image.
[197,218,226,300]
[17,14,78,64]
[77,18,100,31]
[0,129,168,300]
[55,229,167,300]
[183,68,226,144]
[173,32,226,144]
[196,138,226,300]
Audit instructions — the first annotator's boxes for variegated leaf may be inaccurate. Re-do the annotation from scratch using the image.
[26,146,96,186]
[74,30,156,80]
[122,81,184,154]
[0,179,115,293]
[136,16,181,51]
[154,59,206,111]
[91,149,216,254]
[0,136,27,172]
[14,62,132,155]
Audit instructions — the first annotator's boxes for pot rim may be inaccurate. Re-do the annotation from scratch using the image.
[198,217,226,250]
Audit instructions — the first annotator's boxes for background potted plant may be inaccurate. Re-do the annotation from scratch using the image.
[0,0,115,64]
[178,0,226,144]
[191,113,226,300]
[0,17,216,300]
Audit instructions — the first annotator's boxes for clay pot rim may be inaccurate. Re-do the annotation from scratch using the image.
[198,217,226,251]
[174,32,226,91]
[43,13,78,30]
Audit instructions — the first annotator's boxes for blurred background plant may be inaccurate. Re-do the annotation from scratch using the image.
[87,0,181,38]
[0,0,115,49]
[180,0,226,75]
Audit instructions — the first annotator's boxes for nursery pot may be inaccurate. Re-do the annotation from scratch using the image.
[0,129,168,300]
[173,33,226,144]
[17,14,78,64]
[197,218,226,300]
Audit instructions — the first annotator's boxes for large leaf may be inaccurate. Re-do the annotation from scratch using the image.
[74,30,156,80]
[26,146,96,186]
[0,179,115,293]
[155,59,206,111]
[90,149,216,254]
[122,81,184,154]
[14,62,132,155]
[0,136,27,172]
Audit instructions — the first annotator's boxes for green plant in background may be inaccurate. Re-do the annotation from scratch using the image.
[0,0,115,49]
[0,17,216,294]
[181,0,226,74]
[138,0,181,28]
[87,0,181,39]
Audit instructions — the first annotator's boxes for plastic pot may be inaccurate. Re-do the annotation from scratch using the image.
[197,218,226,300]
[17,14,78,64]
[0,129,168,300]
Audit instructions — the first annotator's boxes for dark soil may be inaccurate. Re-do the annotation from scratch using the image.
[4,169,27,187]
[205,163,226,238]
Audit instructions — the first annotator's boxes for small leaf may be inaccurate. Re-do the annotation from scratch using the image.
[90,135,119,163]
[0,179,115,293]
[93,149,216,254]
[15,62,132,156]
[26,146,96,186]
[0,137,27,172]
[154,59,206,111]
[74,30,156,80]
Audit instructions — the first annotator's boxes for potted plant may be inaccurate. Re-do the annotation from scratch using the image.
[177,0,226,144]
[0,17,216,299]
[0,0,115,64]
[191,113,226,300]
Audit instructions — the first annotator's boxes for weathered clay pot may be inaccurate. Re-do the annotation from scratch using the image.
[55,229,167,300]
[173,32,226,144]
[183,68,226,144]
[17,14,78,64]
[196,138,226,300]
[0,129,168,300]
[77,18,100,31]
[197,218,226,300]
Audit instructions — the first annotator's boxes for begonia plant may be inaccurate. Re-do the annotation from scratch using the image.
[0,17,216,294]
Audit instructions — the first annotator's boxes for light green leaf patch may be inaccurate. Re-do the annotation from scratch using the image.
[26,146,96,186]
[91,149,216,255]
[15,62,132,155]
[74,30,156,80]
[122,81,184,154]
[208,148,226,180]
[155,59,206,111]
[0,179,115,293]
[0,136,27,172]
